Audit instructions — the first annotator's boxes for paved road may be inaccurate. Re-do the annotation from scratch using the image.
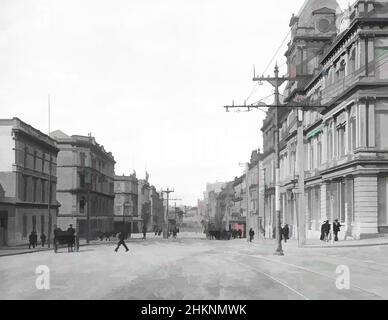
[0,235,387,299]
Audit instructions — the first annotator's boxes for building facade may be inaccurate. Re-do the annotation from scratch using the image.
[51,130,115,236]
[114,173,140,234]
[0,118,59,246]
[261,0,388,240]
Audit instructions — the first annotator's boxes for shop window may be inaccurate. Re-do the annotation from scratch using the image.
[80,197,86,214]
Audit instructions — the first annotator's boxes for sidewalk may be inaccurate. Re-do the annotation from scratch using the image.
[253,234,388,249]
[0,232,167,257]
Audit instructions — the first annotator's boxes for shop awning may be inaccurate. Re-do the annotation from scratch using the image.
[307,124,324,139]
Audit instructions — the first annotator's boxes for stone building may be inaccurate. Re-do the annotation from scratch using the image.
[0,118,59,246]
[137,176,151,232]
[150,186,164,231]
[50,130,115,236]
[114,173,140,234]
[261,0,388,240]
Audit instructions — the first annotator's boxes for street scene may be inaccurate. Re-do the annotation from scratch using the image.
[1,0,388,301]
[2,233,388,300]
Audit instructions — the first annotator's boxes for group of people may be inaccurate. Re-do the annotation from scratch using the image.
[320,219,342,242]
[28,231,46,249]
[231,229,242,239]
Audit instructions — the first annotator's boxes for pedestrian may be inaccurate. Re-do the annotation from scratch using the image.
[142,225,147,240]
[40,232,47,247]
[115,231,129,252]
[33,231,38,248]
[28,231,35,249]
[53,224,60,253]
[67,224,76,252]
[282,224,289,243]
[249,228,254,242]
[333,219,342,242]
[238,229,242,239]
[320,220,330,242]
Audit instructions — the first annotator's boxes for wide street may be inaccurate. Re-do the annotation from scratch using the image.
[1,233,388,300]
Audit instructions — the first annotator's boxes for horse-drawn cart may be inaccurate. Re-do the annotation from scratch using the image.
[54,229,79,253]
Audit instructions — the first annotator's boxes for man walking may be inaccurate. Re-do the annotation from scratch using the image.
[248,228,254,242]
[333,219,342,242]
[115,231,129,252]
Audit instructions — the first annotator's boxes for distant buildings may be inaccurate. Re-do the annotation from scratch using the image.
[50,130,115,236]
[0,118,59,246]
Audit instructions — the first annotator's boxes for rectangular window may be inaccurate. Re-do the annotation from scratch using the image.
[41,180,46,203]
[338,126,346,157]
[33,178,37,202]
[41,215,45,233]
[328,129,333,160]
[33,151,37,170]
[32,216,36,232]
[42,154,45,172]
[22,215,27,237]
[80,174,85,189]
[23,175,28,202]
[350,117,357,151]
[24,147,28,168]
[80,152,86,167]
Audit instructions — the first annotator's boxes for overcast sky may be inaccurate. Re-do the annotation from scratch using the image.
[0,0,351,206]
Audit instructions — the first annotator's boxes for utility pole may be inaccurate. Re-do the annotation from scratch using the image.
[253,64,289,256]
[296,109,306,247]
[47,154,52,249]
[161,188,174,239]
[47,95,52,249]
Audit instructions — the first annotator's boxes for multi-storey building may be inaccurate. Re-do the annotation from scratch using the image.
[261,0,388,240]
[51,130,115,236]
[114,173,139,234]
[150,186,164,231]
[137,176,151,232]
[0,118,59,246]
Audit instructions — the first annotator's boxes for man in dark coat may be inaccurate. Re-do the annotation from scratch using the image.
[249,228,254,242]
[115,231,129,252]
[333,219,342,241]
[40,232,46,247]
[320,221,330,242]
[142,225,147,240]
[29,232,35,249]
[67,224,76,252]
[282,224,290,243]
[238,229,242,239]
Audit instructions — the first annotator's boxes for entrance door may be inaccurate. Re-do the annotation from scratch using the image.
[0,211,8,247]
[378,177,388,232]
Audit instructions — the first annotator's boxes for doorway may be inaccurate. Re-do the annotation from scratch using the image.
[0,211,8,247]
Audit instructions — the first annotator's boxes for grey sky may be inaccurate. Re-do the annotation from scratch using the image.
[0,0,350,206]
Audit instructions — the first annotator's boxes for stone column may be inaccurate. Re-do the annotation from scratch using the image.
[353,175,378,239]
[368,99,376,148]
[345,108,351,155]
[320,182,328,222]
